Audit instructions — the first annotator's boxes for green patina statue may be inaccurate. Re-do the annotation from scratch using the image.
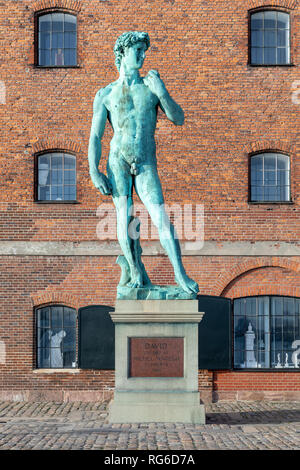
[88,31,199,299]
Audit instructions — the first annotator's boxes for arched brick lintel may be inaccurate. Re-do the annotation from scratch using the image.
[31,292,79,310]
[243,140,296,156]
[32,0,82,13]
[32,137,81,155]
[247,0,298,11]
[214,258,300,297]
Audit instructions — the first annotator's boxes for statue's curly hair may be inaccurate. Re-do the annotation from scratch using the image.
[114,31,150,71]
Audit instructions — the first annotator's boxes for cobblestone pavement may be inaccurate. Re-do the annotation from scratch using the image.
[0,401,299,450]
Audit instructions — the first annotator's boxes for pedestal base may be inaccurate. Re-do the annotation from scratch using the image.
[109,391,205,424]
[109,300,205,424]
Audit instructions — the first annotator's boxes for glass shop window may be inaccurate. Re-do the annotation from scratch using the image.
[37,152,77,202]
[250,153,290,202]
[250,10,290,65]
[36,305,77,369]
[234,296,300,369]
[38,12,77,67]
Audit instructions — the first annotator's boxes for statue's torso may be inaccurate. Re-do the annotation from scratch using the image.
[103,79,159,165]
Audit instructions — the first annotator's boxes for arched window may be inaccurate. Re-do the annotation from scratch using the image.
[37,12,77,67]
[250,10,290,65]
[36,305,77,369]
[234,296,300,369]
[250,152,290,202]
[37,152,77,202]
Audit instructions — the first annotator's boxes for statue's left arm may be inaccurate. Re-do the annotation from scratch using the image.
[144,70,184,126]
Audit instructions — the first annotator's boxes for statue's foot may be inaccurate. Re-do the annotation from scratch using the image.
[175,272,199,295]
[127,268,144,288]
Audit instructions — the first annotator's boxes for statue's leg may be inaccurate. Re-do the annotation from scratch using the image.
[135,166,198,295]
[108,157,144,288]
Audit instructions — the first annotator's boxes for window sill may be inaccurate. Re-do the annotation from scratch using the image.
[248,201,294,205]
[34,200,79,204]
[248,63,295,67]
[33,368,80,374]
[34,65,81,69]
[234,368,300,372]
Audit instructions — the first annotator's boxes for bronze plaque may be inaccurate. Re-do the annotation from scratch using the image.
[129,337,184,378]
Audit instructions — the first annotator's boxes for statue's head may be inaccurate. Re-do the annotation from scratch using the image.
[114,31,150,71]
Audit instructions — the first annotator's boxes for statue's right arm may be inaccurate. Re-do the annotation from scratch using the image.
[88,88,112,195]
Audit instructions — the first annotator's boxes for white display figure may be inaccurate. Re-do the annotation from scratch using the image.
[275,353,282,368]
[50,330,66,368]
[284,352,289,368]
[292,340,300,368]
[244,322,257,368]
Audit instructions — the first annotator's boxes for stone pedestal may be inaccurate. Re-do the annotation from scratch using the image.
[109,300,205,424]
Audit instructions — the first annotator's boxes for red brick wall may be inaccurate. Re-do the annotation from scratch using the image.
[0,1,299,401]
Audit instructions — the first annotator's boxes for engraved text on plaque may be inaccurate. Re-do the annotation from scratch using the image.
[129,337,184,377]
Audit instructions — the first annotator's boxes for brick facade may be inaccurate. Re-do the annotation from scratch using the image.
[0,0,299,402]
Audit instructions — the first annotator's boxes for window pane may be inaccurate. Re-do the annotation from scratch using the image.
[277,29,289,47]
[51,306,63,328]
[277,154,289,170]
[51,49,64,66]
[38,348,50,368]
[38,166,50,186]
[39,14,51,32]
[264,170,276,185]
[39,49,51,66]
[38,185,51,201]
[251,30,263,47]
[64,170,76,185]
[64,328,76,351]
[64,308,76,327]
[65,32,76,49]
[264,154,276,170]
[39,32,51,49]
[264,47,277,64]
[52,155,63,169]
[64,185,76,200]
[264,11,277,29]
[278,12,289,29]
[278,47,289,64]
[64,155,76,169]
[64,49,77,66]
[264,30,276,47]
[251,47,263,64]
[38,328,51,348]
[51,185,63,201]
[37,307,50,327]
[52,32,64,49]
[64,350,76,368]
[52,13,64,31]
[251,12,263,29]
[65,14,77,31]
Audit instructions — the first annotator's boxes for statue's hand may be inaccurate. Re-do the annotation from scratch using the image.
[90,171,112,196]
[144,70,167,99]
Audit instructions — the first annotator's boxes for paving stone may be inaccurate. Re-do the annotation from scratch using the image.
[0,400,299,450]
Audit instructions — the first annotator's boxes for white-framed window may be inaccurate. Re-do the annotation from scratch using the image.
[250,152,290,202]
[250,10,290,65]
[37,152,77,202]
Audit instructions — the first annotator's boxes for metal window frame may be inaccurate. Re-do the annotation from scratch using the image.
[233,295,300,371]
[35,305,78,369]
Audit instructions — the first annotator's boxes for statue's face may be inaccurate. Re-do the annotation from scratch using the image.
[122,41,147,70]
